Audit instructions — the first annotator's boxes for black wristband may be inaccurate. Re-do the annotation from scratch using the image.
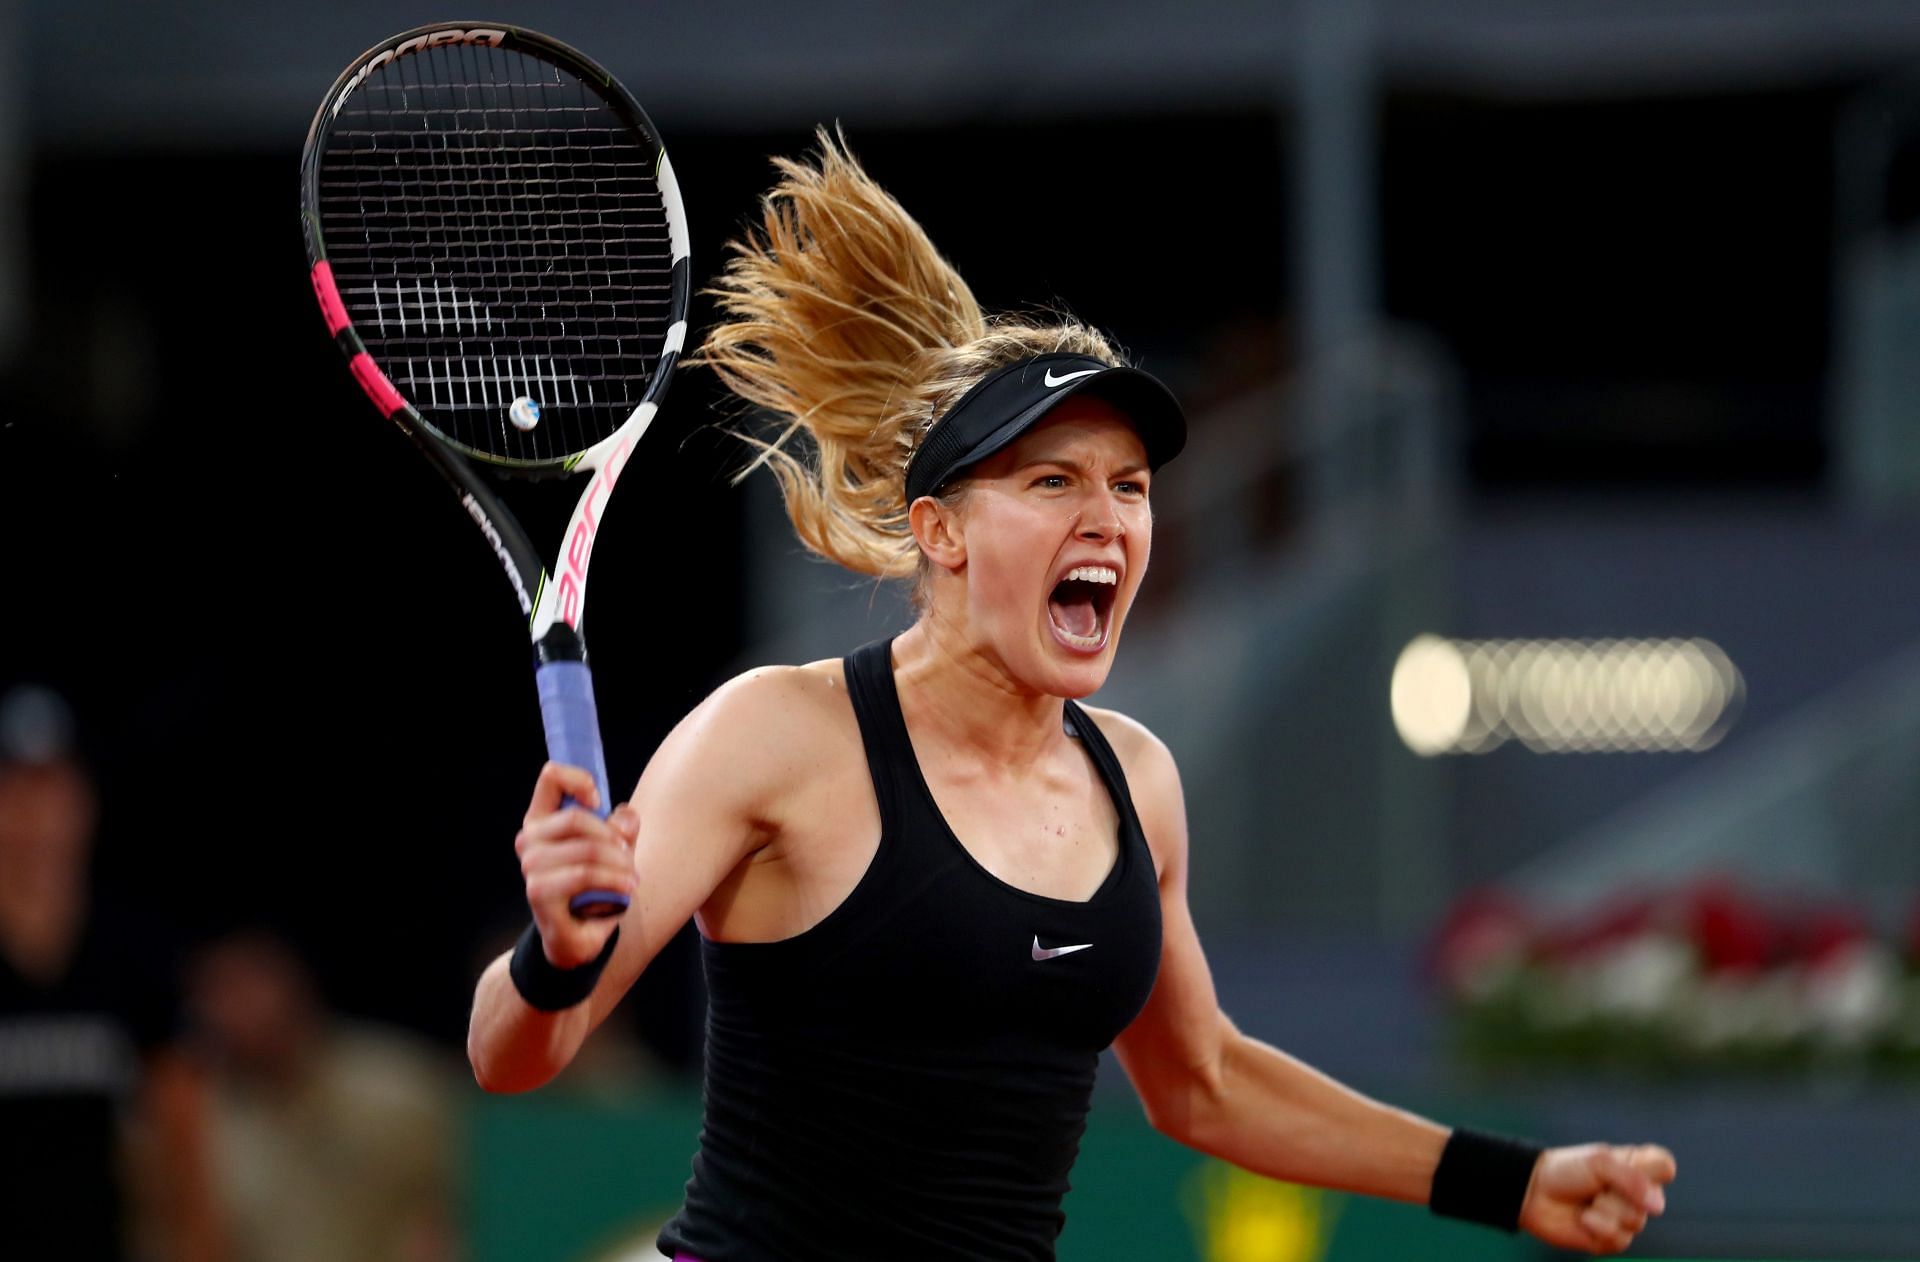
[509,921,620,1012]
[1429,1127,1544,1232]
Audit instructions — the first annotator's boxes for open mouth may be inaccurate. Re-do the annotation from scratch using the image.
[1046,565,1120,652]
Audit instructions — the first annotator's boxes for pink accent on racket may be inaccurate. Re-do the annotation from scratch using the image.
[310,261,351,336]
[348,352,405,417]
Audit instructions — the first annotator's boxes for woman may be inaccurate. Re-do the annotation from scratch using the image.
[467,131,1676,1261]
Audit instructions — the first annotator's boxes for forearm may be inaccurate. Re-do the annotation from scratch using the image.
[1160,1026,1448,1203]
[466,950,594,1093]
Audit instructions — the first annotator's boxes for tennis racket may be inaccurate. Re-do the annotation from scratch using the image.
[300,23,689,918]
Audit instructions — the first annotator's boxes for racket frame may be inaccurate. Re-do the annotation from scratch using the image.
[300,22,691,918]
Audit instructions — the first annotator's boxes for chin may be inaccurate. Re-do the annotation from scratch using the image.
[1038,621,1122,698]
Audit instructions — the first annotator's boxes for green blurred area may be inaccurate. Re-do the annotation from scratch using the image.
[467,1089,1544,1262]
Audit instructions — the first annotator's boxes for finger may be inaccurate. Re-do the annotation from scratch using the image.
[520,912,619,970]
[518,805,612,848]
[528,870,638,909]
[1580,1206,1633,1255]
[1591,1190,1647,1236]
[608,804,641,845]
[525,761,600,824]
[1592,1146,1660,1216]
[1630,1143,1678,1190]
[527,863,638,906]
[520,838,633,876]
[522,841,635,883]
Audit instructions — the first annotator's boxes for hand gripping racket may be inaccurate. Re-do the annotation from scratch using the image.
[301,23,689,918]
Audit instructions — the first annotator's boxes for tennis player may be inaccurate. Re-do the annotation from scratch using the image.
[467,131,1676,1261]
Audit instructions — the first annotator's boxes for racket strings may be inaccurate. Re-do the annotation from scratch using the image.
[315,41,673,465]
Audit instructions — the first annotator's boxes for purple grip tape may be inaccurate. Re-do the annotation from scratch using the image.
[535,660,630,920]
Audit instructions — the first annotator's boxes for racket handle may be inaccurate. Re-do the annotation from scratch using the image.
[534,646,631,921]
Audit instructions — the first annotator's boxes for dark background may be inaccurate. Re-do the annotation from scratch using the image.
[0,71,1850,1036]
[5,4,1920,1253]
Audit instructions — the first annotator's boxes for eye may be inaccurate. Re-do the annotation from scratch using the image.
[1115,479,1147,497]
[1033,474,1069,490]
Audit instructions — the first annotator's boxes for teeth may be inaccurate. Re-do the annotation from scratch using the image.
[1063,565,1118,585]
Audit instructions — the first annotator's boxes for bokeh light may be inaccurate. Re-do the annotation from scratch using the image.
[1392,636,1745,755]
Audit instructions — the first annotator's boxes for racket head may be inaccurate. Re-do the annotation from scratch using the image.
[300,23,690,473]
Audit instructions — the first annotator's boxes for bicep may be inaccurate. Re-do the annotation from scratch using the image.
[1106,727,1233,1122]
[1113,842,1232,1122]
[585,673,797,1026]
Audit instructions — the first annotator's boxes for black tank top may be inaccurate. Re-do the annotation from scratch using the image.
[656,639,1164,1262]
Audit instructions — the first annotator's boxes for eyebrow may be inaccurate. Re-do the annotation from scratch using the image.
[1015,456,1150,478]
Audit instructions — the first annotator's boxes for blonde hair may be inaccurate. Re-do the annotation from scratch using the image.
[698,127,1124,580]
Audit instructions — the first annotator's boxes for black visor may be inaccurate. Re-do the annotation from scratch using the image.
[903,354,1186,504]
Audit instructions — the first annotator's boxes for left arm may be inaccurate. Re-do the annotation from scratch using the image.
[1094,710,1674,1253]
[1102,713,1447,1201]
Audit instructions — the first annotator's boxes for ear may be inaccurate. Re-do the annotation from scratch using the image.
[908,494,966,573]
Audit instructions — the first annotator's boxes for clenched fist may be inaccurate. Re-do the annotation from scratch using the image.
[514,761,639,968]
[1522,1143,1677,1254]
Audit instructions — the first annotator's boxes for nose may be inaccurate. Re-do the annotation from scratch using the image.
[1074,488,1125,541]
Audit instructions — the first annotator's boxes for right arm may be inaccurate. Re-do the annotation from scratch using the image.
[466,668,805,1092]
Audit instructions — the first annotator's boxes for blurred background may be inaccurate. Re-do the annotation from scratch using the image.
[3,0,1919,1258]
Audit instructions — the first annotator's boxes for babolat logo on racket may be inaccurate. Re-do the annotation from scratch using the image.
[461,493,534,616]
[332,28,509,118]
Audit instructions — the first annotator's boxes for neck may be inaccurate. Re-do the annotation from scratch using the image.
[890,616,1069,772]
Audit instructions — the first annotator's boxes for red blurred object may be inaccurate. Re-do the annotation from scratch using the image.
[1686,878,1778,974]
[1428,888,1533,996]
[1535,890,1659,963]
[1785,902,1870,969]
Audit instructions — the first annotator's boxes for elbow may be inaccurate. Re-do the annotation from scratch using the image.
[467,1038,510,1094]
[1141,1040,1232,1148]
[1139,1091,1190,1144]
[468,1055,505,1095]
[467,1029,554,1096]
[466,955,578,1094]
[468,1050,547,1096]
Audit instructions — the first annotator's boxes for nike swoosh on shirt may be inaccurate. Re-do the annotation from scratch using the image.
[1042,367,1101,388]
[1032,935,1094,961]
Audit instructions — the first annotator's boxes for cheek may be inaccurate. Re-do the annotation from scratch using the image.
[1126,509,1153,563]
[964,510,1056,611]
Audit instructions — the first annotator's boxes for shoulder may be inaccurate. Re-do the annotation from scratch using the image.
[689,659,852,735]
[1076,704,1168,766]
[1076,705,1188,875]
[635,660,858,814]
